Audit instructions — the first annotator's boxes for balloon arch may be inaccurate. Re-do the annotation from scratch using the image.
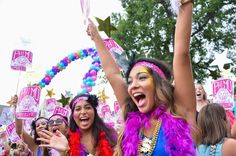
[36,48,101,95]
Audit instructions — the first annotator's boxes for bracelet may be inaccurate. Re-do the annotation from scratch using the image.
[181,0,193,5]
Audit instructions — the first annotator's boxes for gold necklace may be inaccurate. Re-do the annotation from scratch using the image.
[138,119,162,156]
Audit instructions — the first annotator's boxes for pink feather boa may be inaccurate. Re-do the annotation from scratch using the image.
[122,105,196,156]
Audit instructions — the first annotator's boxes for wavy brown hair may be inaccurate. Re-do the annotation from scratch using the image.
[197,103,228,145]
[115,58,178,154]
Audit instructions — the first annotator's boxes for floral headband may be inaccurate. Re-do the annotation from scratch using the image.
[72,96,88,109]
[134,61,166,79]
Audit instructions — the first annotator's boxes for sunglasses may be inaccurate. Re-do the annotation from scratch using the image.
[48,119,64,126]
[35,121,48,127]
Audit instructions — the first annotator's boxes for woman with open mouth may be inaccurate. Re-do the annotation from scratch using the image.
[195,83,209,112]
[38,94,117,156]
[47,113,69,155]
[10,95,50,156]
[86,0,197,155]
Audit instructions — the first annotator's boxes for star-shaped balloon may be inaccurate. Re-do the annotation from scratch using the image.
[95,16,117,37]
[98,88,109,103]
[57,94,70,107]
[65,90,73,98]
[46,89,55,98]
[210,50,233,71]
[24,66,42,85]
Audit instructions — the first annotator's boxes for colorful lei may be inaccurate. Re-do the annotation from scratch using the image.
[122,105,196,156]
[67,129,113,156]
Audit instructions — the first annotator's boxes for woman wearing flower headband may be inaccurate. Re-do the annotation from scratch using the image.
[38,94,117,156]
[87,0,196,155]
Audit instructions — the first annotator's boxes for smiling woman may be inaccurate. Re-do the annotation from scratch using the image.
[38,94,117,156]
[86,0,197,155]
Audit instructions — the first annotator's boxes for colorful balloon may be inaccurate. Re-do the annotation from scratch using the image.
[36,48,101,94]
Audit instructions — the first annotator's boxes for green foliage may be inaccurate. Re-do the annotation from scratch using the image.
[111,0,236,83]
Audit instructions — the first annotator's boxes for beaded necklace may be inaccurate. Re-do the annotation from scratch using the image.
[122,105,196,156]
[138,119,161,156]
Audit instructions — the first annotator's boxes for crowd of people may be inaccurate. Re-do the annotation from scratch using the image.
[1,0,236,155]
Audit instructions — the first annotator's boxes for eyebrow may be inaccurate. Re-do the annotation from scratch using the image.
[129,72,149,78]
[75,103,92,108]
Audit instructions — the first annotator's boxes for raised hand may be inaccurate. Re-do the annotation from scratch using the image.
[37,129,68,152]
[7,94,18,107]
[86,18,100,41]
[14,140,31,156]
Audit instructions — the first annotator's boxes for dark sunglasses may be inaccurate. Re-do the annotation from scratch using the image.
[48,119,64,126]
[35,121,48,127]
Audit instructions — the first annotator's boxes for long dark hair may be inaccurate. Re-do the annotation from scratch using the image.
[69,94,117,147]
[31,117,48,145]
[123,58,175,119]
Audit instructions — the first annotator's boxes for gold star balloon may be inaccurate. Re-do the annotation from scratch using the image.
[95,16,117,37]
[46,89,55,98]
[98,88,109,103]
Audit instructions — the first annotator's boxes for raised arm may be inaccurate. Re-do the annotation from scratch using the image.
[87,19,128,110]
[12,95,37,153]
[173,1,196,124]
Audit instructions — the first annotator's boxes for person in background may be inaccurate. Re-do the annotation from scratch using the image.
[197,103,236,155]
[195,83,209,112]
[48,113,68,135]
[9,95,49,156]
[47,113,69,155]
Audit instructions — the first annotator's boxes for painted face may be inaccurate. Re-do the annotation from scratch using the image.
[73,100,95,132]
[48,115,67,135]
[128,65,155,113]
[195,84,205,101]
[35,118,48,135]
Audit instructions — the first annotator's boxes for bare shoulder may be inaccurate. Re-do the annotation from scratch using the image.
[222,138,236,155]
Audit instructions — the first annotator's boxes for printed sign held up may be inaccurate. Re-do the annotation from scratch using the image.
[6,122,21,143]
[212,78,234,109]
[15,86,41,119]
[11,50,33,71]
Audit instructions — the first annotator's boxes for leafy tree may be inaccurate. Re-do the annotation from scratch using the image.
[111,0,236,83]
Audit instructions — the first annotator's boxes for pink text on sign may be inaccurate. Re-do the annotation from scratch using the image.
[11,50,33,71]
[212,78,234,109]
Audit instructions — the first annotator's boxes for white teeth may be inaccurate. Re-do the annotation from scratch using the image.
[80,117,88,120]
[133,93,142,97]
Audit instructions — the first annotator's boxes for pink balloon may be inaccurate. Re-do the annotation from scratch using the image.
[86,86,92,92]
[90,70,97,76]
[94,62,100,67]
[92,76,97,81]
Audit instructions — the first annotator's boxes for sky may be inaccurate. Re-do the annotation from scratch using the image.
[0,0,123,106]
